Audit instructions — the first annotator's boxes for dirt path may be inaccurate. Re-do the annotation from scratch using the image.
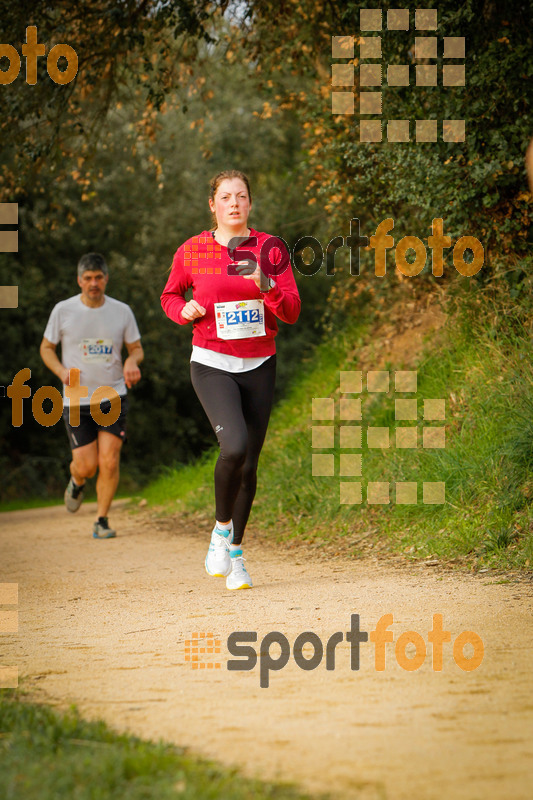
[1,503,532,800]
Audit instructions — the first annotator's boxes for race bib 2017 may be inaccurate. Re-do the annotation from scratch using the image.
[81,338,113,362]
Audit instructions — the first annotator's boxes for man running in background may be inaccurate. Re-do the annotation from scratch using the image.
[40,253,143,539]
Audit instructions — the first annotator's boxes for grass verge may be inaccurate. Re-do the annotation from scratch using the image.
[140,270,533,572]
[0,487,138,514]
[0,689,321,800]
[269,274,533,569]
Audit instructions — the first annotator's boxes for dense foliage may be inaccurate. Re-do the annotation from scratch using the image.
[0,16,325,498]
[1,0,531,499]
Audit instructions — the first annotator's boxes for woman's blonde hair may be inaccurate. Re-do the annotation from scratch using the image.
[209,170,252,229]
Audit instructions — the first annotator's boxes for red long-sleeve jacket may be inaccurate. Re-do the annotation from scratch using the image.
[161,229,301,357]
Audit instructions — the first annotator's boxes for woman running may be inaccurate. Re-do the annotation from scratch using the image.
[161,170,300,590]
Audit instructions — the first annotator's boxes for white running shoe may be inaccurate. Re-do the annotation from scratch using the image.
[226,551,252,590]
[205,525,233,577]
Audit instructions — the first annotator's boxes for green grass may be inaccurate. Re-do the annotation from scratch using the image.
[140,270,533,572]
[0,690,322,800]
[139,454,217,513]
[0,496,64,513]
[0,486,135,514]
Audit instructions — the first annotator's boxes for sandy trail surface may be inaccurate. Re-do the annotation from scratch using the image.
[1,502,532,800]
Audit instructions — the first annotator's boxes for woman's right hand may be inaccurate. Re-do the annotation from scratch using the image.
[181,299,207,322]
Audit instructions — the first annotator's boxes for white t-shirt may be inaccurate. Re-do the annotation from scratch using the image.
[43,294,141,405]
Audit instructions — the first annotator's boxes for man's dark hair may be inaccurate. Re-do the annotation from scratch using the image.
[77,252,108,277]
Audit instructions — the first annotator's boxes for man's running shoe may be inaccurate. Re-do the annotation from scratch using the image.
[226,550,252,590]
[205,525,233,577]
[64,477,85,513]
[93,517,116,539]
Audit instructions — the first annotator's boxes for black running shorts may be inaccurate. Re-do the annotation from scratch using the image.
[63,396,128,449]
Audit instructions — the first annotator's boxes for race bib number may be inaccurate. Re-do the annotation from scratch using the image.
[81,338,113,362]
[214,299,266,340]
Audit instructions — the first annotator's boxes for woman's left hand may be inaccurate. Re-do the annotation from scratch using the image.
[236,261,268,291]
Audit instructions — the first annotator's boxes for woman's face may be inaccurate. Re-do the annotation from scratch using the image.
[209,178,251,229]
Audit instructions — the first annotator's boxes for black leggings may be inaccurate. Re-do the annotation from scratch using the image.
[190,356,276,545]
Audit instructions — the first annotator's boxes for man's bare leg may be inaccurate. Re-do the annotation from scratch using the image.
[70,441,98,484]
[95,431,123,519]
[64,440,98,513]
